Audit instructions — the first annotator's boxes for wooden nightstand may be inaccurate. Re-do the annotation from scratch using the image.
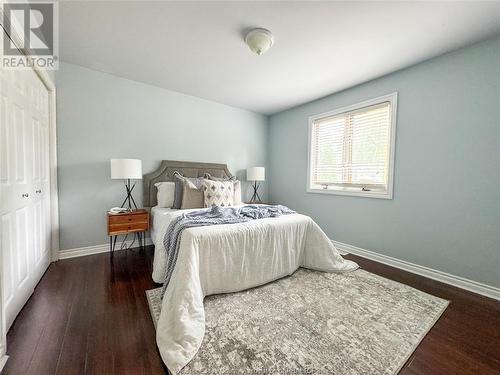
[107,209,150,253]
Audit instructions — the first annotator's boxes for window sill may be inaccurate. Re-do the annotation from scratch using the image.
[306,186,393,199]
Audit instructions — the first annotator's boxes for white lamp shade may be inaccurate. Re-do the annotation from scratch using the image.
[110,158,142,179]
[247,167,265,181]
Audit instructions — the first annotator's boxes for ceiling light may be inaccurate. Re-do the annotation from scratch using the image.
[245,28,274,55]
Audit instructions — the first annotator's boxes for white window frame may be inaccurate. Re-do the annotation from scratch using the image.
[306,92,398,199]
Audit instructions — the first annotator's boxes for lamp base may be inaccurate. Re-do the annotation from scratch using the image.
[120,179,138,210]
[249,181,262,203]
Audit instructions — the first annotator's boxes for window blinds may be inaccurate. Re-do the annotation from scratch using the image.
[311,102,391,190]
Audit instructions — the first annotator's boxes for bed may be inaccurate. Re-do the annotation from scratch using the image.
[144,161,358,374]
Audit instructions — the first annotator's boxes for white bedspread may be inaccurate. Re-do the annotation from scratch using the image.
[151,206,358,374]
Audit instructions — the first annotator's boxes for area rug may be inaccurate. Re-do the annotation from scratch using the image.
[146,268,448,375]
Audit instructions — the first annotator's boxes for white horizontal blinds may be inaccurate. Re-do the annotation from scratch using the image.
[312,115,346,184]
[349,102,391,186]
[311,101,391,188]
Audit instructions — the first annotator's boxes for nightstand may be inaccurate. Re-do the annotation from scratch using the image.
[107,209,150,253]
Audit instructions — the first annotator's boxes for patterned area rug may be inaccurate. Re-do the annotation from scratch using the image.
[146,268,448,375]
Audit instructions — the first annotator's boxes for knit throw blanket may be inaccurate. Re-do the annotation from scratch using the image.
[161,205,295,297]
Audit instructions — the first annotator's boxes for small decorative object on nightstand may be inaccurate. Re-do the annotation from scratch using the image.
[107,209,149,253]
[247,166,265,203]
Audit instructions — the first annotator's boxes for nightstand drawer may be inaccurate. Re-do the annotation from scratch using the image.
[108,222,149,235]
[108,213,149,225]
[107,209,149,252]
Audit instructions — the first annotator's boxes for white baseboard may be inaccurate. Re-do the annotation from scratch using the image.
[60,237,499,300]
[59,237,153,260]
[333,240,500,301]
[0,354,8,372]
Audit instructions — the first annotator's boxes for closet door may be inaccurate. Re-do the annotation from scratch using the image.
[0,40,52,331]
[28,63,51,284]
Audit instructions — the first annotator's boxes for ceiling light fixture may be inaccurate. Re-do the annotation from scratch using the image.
[245,28,274,55]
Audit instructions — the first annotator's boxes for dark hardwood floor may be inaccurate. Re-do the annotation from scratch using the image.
[2,246,499,375]
[3,246,165,375]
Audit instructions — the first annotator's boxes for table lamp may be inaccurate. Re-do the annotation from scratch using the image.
[247,166,265,203]
[110,158,142,210]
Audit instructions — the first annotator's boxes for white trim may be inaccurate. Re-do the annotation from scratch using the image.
[48,88,59,261]
[0,353,8,372]
[307,92,398,199]
[59,237,153,260]
[333,240,500,301]
[306,187,392,199]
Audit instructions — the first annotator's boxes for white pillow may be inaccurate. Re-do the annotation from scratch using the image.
[155,181,175,208]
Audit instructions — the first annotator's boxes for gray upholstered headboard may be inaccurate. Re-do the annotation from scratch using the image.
[143,160,233,207]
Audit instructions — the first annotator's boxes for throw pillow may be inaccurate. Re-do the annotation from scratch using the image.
[154,181,175,208]
[172,171,204,209]
[202,180,234,207]
[181,180,204,209]
[204,173,242,205]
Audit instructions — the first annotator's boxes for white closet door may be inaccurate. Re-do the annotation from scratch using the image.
[29,63,51,284]
[0,40,52,331]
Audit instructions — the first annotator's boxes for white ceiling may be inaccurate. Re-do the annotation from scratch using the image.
[59,1,500,115]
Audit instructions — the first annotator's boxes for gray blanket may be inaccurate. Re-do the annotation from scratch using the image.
[161,204,295,297]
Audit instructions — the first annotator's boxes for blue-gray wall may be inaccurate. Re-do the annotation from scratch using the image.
[268,37,500,288]
[57,62,268,250]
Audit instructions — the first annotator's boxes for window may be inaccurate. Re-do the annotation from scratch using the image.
[307,93,397,199]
